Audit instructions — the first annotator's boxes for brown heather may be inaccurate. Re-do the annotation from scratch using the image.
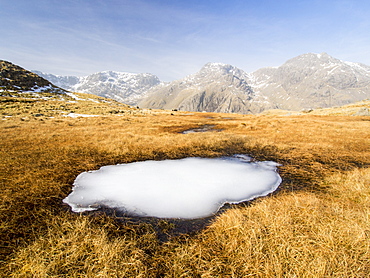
[1,95,369,277]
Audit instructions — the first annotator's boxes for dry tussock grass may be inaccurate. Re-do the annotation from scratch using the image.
[8,216,154,277]
[1,97,369,277]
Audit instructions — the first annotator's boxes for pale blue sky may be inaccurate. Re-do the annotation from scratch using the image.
[1,0,370,81]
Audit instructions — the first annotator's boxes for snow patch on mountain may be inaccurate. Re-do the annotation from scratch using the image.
[34,70,161,105]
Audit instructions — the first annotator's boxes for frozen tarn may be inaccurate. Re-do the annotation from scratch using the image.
[63,155,282,219]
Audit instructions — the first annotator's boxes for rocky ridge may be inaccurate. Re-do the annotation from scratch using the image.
[33,70,160,105]
[248,52,370,110]
[139,63,274,113]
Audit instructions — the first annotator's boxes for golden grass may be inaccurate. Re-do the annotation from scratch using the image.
[1,96,369,277]
[163,168,370,277]
[8,215,157,277]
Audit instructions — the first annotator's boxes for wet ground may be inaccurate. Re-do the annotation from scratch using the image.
[180,124,223,134]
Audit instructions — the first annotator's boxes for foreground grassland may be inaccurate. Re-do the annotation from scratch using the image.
[1,95,369,277]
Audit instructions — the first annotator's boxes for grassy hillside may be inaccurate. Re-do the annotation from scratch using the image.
[1,92,369,277]
[0,60,66,95]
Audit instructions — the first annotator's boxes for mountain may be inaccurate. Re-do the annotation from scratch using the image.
[249,52,370,110]
[1,60,66,96]
[33,70,161,105]
[31,53,370,114]
[138,63,274,114]
[139,53,370,113]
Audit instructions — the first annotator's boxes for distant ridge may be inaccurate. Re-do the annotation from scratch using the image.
[33,70,160,105]
[31,53,370,113]
[248,52,370,110]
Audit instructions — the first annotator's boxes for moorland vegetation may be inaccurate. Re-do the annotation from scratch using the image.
[1,92,369,277]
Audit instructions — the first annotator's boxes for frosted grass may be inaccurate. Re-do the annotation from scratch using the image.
[63,155,282,219]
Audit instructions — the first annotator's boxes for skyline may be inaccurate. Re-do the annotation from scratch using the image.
[1,0,370,81]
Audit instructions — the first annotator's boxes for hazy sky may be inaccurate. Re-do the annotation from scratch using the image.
[1,0,370,81]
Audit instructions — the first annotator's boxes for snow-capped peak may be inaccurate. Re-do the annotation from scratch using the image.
[34,70,161,105]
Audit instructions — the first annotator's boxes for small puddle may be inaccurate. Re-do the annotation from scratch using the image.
[181,124,222,134]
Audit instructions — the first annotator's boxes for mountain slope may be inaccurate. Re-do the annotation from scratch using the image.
[1,60,66,96]
[138,63,274,114]
[34,70,161,105]
[249,52,370,110]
